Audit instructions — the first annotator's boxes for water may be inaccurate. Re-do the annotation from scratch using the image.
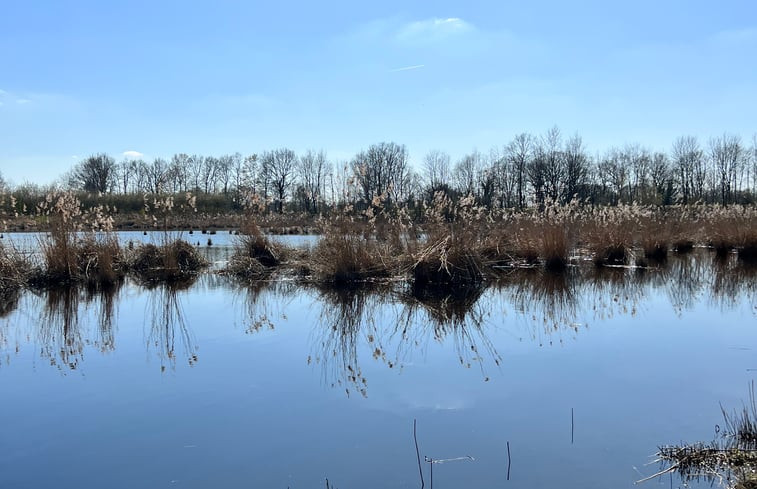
[0,253,755,488]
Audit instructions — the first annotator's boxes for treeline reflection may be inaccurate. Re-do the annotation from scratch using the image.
[0,254,754,385]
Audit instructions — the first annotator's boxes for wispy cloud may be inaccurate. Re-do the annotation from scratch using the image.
[389,64,425,73]
[122,150,144,159]
[710,27,757,45]
[396,17,474,44]
[16,98,31,105]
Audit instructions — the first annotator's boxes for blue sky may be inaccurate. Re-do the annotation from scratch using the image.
[1,0,756,184]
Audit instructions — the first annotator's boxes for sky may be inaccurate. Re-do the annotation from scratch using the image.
[1,0,756,185]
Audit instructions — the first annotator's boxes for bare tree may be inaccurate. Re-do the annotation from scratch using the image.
[422,150,451,191]
[169,154,190,193]
[709,133,744,205]
[145,158,170,194]
[597,148,628,204]
[505,133,532,209]
[298,149,329,214]
[262,148,297,213]
[187,155,205,192]
[672,136,706,203]
[649,152,673,204]
[562,134,590,203]
[71,153,116,193]
[453,151,482,197]
[351,142,409,207]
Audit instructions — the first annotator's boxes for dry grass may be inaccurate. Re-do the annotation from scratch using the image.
[411,194,489,286]
[225,220,291,280]
[582,206,635,266]
[129,240,208,283]
[636,210,671,265]
[0,242,29,294]
[311,231,397,284]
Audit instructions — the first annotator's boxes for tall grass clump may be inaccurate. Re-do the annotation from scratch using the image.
[583,205,636,266]
[0,242,28,304]
[33,192,125,287]
[513,200,577,271]
[310,199,402,285]
[225,218,289,280]
[636,208,670,265]
[129,240,207,283]
[129,193,208,283]
[411,193,487,287]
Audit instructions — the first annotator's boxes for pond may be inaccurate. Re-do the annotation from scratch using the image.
[0,250,755,488]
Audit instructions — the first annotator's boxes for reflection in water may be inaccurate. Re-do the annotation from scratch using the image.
[1,251,755,378]
[308,283,502,396]
[0,288,20,318]
[144,283,197,370]
[37,284,122,370]
[235,279,297,334]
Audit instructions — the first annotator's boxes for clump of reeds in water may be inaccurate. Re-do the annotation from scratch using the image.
[648,384,757,488]
[583,205,635,266]
[702,206,757,264]
[129,192,208,283]
[129,240,208,284]
[310,199,403,285]
[412,193,487,286]
[0,242,29,314]
[32,193,125,287]
[636,208,670,266]
[225,220,288,280]
[515,200,576,272]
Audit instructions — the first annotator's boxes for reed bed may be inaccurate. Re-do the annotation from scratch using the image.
[3,190,756,290]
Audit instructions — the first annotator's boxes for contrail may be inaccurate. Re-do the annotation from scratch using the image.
[389,64,425,72]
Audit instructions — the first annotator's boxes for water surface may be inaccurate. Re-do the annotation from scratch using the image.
[1,253,755,488]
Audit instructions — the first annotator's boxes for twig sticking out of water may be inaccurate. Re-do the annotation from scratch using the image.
[414,419,425,488]
[571,407,574,444]
[506,441,511,481]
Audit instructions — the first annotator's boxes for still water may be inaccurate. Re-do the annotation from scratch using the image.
[0,251,755,488]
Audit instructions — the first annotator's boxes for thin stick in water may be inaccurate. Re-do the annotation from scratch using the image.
[506,441,511,481]
[414,419,425,488]
[571,407,574,444]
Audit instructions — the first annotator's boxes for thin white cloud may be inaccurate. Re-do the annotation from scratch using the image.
[389,64,425,72]
[396,17,474,44]
[16,98,31,105]
[122,150,144,159]
[710,27,757,45]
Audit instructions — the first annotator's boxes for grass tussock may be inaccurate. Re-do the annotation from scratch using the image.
[411,194,488,286]
[582,206,635,266]
[226,221,290,280]
[129,240,208,283]
[650,384,757,488]
[704,206,757,264]
[636,210,670,265]
[311,231,396,284]
[33,192,125,287]
[0,243,29,307]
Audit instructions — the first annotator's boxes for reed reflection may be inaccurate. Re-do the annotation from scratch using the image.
[310,282,501,396]
[143,281,198,370]
[37,283,122,370]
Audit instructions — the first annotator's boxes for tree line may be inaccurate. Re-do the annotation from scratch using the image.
[5,128,757,214]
